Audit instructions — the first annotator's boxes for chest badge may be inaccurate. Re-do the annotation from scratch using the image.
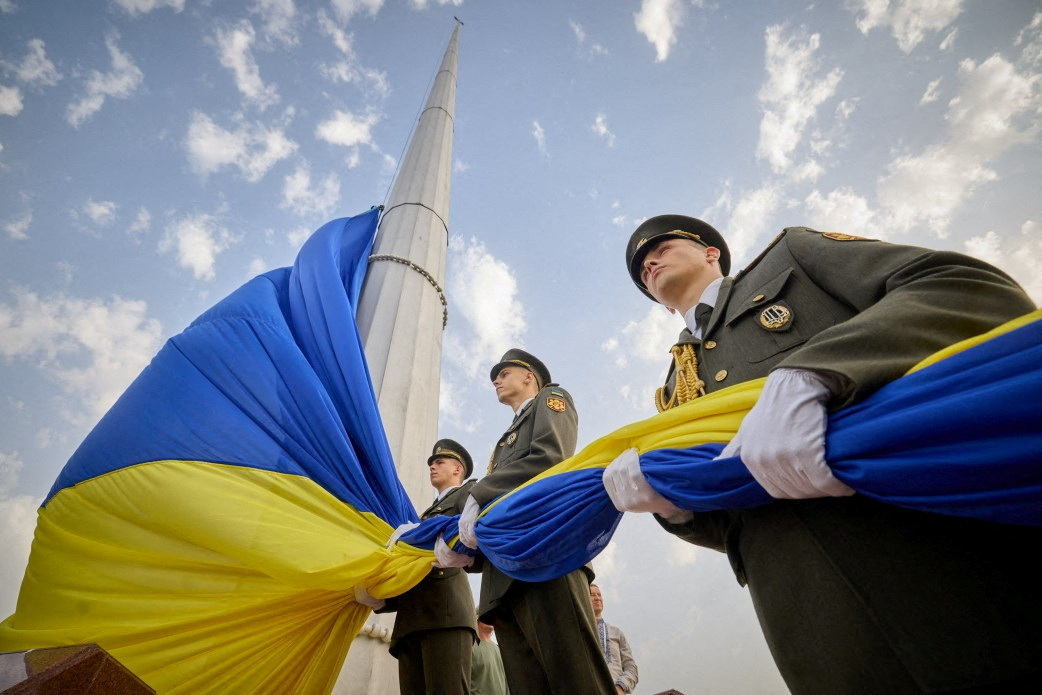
[759,305,793,330]
[546,397,566,412]
[505,432,518,446]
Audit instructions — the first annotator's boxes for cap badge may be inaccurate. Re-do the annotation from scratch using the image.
[546,396,566,412]
[759,305,793,330]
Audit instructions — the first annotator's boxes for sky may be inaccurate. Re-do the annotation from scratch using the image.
[2,0,1041,692]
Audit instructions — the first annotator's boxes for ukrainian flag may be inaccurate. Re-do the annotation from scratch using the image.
[0,209,434,693]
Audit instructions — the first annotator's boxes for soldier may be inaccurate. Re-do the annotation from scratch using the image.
[457,348,615,695]
[378,439,478,695]
[604,214,1042,693]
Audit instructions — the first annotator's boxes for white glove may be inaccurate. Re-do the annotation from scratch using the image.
[721,368,855,499]
[353,584,385,610]
[433,535,474,568]
[457,495,480,549]
[603,447,693,524]
[386,521,420,549]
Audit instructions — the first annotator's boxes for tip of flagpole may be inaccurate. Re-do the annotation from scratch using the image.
[454,16,464,26]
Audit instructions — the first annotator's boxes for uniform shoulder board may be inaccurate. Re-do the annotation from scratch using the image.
[820,231,874,241]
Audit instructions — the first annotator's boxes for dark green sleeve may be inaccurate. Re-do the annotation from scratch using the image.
[776,229,1036,407]
[469,387,578,506]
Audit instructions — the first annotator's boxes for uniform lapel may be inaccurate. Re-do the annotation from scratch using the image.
[705,276,734,337]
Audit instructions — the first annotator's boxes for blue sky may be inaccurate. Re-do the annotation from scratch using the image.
[2,1,1041,692]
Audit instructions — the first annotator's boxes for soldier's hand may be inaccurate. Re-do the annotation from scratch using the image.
[603,447,693,523]
[353,585,385,611]
[458,495,480,549]
[386,521,420,549]
[721,368,854,499]
[433,535,474,568]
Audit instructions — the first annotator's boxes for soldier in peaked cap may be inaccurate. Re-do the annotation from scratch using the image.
[605,213,1042,693]
[375,438,478,694]
[451,348,615,695]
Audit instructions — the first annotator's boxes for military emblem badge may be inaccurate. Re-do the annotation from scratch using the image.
[759,305,793,330]
[505,432,518,446]
[546,396,566,412]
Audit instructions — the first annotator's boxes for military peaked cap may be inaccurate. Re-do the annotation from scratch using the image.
[427,438,473,478]
[489,348,552,389]
[625,214,731,300]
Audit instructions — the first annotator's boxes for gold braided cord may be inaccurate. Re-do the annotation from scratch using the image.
[655,343,706,412]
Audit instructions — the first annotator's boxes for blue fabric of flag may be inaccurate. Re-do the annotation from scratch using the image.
[42,208,415,525]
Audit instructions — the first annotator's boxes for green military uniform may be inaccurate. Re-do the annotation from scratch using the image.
[471,377,615,695]
[653,227,1042,693]
[379,443,478,695]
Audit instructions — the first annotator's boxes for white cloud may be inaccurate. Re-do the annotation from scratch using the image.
[532,120,548,157]
[703,184,782,265]
[0,289,163,425]
[3,211,31,240]
[0,450,20,495]
[250,0,298,45]
[757,25,843,175]
[803,187,877,237]
[0,483,39,619]
[4,39,61,86]
[247,257,268,276]
[0,0,16,13]
[160,213,237,280]
[286,225,311,248]
[0,85,23,116]
[316,12,390,97]
[602,304,684,410]
[570,20,586,44]
[128,207,150,236]
[570,19,608,58]
[315,109,379,167]
[920,77,943,104]
[634,0,687,62]
[877,41,1042,237]
[1015,12,1042,67]
[963,222,1042,305]
[66,34,143,127]
[330,0,384,23]
[444,236,527,379]
[410,0,463,8]
[851,0,964,52]
[111,0,185,14]
[216,20,279,109]
[592,113,616,147]
[281,162,340,216]
[84,199,118,225]
[939,27,958,51]
[438,376,478,434]
[186,110,298,181]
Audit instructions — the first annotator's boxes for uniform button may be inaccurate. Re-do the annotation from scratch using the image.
[704,340,717,349]
[714,369,728,382]
[753,294,765,302]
